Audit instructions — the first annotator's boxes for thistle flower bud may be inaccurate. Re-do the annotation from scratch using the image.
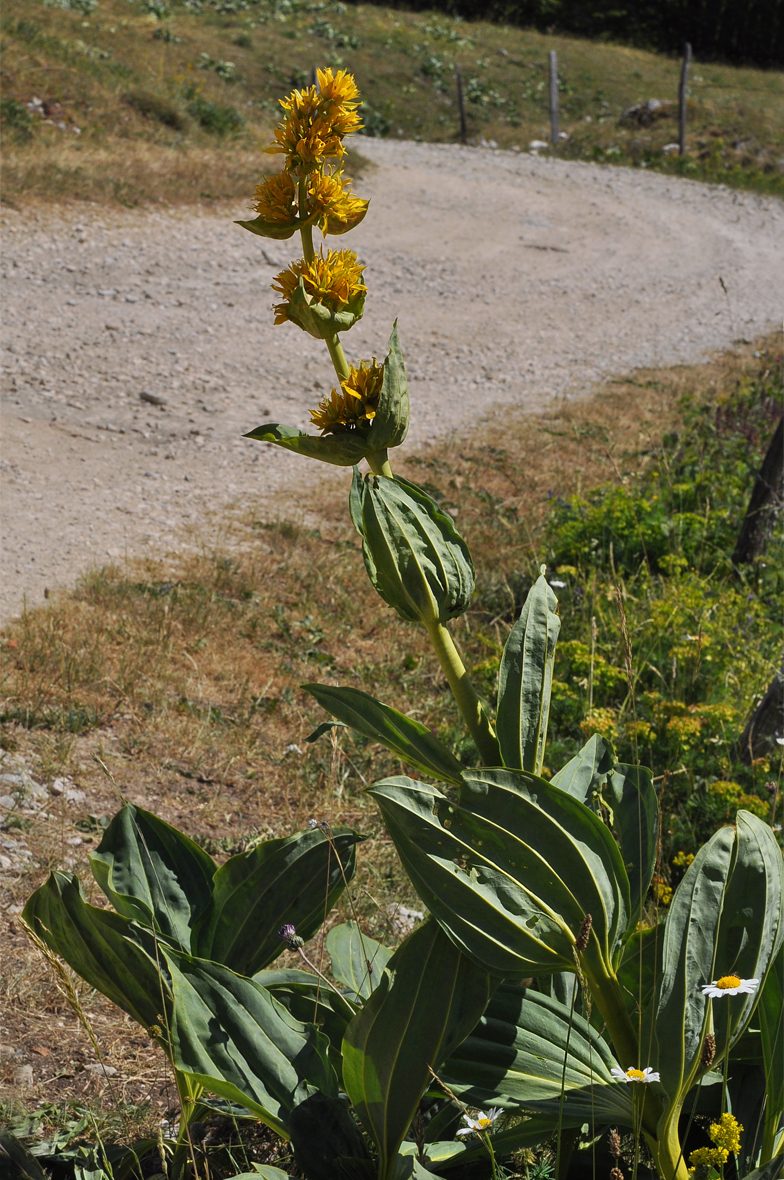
[350,470,474,626]
[700,1032,716,1070]
[278,923,304,950]
[608,1131,621,1159]
[575,913,593,951]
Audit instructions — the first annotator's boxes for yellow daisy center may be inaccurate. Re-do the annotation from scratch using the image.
[626,1068,646,1080]
[716,975,741,990]
[477,1116,492,1128]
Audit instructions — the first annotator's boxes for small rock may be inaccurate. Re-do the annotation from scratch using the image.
[529,139,549,151]
[65,836,83,847]
[140,391,167,407]
[13,1063,34,1090]
[0,795,17,811]
[85,1062,117,1076]
[0,1044,16,1060]
[98,288,117,297]
[0,854,14,870]
[662,143,679,155]
[49,778,67,796]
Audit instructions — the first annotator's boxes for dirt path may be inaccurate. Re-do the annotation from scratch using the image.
[2,141,782,623]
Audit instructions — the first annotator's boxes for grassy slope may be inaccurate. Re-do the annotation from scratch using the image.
[1,0,783,206]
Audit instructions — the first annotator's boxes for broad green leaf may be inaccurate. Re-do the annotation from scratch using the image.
[496,571,560,775]
[192,826,363,976]
[0,1130,49,1180]
[367,768,629,978]
[326,921,394,1001]
[617,923,662,1027]
[288,1093,372,1180]
[759,946,784,1164]
[244,423,369,468]
[165,951,337,1134]
[652,812,784,1116]
[304,683,464,784]
[443,982,633,1126]
[740,1159,784,1180]
[22,871,167,1031]
[89,804,216,951]
[364,321,409,453]
[254,968,355,1052]
[349,471,474,626]
[235,214,302,240]
[604,764,658,927]
[342,919,491,1180]
[552,742,658,929]
[550,733,615,802]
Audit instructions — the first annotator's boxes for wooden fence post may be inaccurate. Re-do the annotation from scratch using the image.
[678,42,692,156]
[456,64,467,143]
[549,50,559,149]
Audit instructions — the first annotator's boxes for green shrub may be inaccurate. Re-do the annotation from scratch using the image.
[126,88,188,130]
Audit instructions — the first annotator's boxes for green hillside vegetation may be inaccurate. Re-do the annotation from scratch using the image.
[1,0,783,206]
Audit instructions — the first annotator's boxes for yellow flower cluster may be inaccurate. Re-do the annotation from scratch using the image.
[673,850,695,868]
[310,359,384,434]
[272,248,366,324]
[688,1114,743,1176]
[267,67,362,173]
[252,170,368,236]
[709,1114,743,1154]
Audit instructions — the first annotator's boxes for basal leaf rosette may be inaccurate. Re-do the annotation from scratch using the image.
[245,323,409,468]
[237,170,368,242]
[350,469,474,626]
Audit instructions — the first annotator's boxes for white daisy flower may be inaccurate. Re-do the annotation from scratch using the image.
[701,975,759,998]
[456,1108,503,1136]
[611,1066,660,1083]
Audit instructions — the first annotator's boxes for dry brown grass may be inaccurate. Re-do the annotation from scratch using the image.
[1,331,780,1119]
[0,141,277,209]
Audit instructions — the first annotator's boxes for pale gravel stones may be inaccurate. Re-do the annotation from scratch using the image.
[1,141,783,621]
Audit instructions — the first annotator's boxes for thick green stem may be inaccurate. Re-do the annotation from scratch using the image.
[425,620,501,766]
[366,449,393,478]
[325,332,350,385]
[654,1117,692,1180]
[298,176,315,264]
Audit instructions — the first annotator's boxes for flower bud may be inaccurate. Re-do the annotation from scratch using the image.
[278,923,304,950]
[349,470,474,626]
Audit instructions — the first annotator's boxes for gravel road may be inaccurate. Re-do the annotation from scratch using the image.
[2,140,782,623]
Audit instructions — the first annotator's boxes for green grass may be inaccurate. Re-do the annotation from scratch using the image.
[1,0,783,205]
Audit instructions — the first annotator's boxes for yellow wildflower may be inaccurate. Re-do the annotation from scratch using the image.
[252,170,298,224]
[308,172,369,235]
[709,1114,742,1155]
[272,248,366,324]
[267,68,363,172]
[688,1146,728,1173]
[673,850,695,868]
[310,359,384,434]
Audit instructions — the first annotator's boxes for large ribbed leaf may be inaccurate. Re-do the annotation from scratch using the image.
[652,811,784,1117]
[244,423,369,468]
[304,684,464,785]
[759,945,784,1163]
[342,919,491,1180]
[253,968,355,1054]
[22,871,167,1031]
[551,738,657,929]
[604,764,658,927]
[550,733,615,802]
[443,982,633,1126]
[191,826,363,976]
[88,805,216,951]
[349,471,474,626]
[364,321,409,453]
[496,571,560,775]
[326,921,394,1002]
[166,951,337,1134]
[367,768,629,978]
